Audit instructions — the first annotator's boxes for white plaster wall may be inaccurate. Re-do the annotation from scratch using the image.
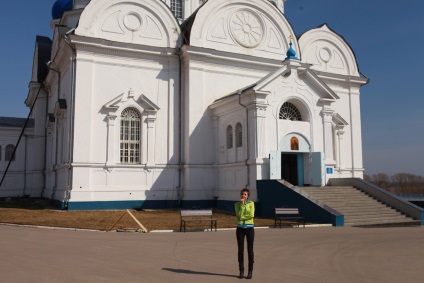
[182,52,278,197]
[68,44,181,202]
[0,128,26,197]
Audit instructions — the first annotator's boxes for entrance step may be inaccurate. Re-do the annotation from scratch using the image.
[298,186,418,226]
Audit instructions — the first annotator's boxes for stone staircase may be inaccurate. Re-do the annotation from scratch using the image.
[299,186,419,226]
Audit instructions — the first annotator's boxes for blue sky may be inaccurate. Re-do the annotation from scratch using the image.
[0,0,423,176]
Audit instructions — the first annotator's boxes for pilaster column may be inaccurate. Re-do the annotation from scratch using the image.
[106,115,117,166]
[322,109,335,164]
[336,128,345,170]
[212,116,219,164]
[248,104,268,162]
[146,116,156,166]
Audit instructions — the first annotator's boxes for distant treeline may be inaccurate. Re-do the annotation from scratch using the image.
[364,173,424,194]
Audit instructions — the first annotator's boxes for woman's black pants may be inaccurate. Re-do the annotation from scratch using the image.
[236,227,254,270]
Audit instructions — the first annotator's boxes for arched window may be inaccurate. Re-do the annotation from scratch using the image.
[5,144,15,161]
[290,137,299,150]
[236,123,243,147]
[226,125,233,149]
[279,102,302,121]
[120,108,141,164]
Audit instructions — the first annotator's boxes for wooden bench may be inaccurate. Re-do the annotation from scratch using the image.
[180,209,217,232]
[274,208,305,228]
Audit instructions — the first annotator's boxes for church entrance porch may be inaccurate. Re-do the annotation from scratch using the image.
[281,153,304,186]
[270,151,324,186]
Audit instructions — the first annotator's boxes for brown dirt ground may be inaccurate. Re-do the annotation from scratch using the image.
[0,199,293,232]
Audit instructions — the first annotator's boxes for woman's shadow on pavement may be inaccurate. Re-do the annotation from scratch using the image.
[162,268,238,278]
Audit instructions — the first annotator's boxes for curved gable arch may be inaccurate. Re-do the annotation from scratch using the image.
[76,0,181,48]
[298,24,359,76]
[277,97,312,122]
[280,133,310,152]
[188,0,298,60]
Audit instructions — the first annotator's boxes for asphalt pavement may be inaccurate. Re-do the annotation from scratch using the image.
[1,224,423,282]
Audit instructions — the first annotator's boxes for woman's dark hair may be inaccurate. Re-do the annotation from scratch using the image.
[240,188,250,197]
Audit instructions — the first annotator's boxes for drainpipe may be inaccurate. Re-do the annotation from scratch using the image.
[42,85,49,198]
[63,31,76,209]
[47,65,61,199]
[177,51,183,207]
[238,91,250,188]
[176,34,190,207]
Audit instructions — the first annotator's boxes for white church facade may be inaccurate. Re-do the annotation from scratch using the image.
[0,0,368,210]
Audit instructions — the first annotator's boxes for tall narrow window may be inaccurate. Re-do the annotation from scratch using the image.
[5,144,15,161]
[170,0,183,18]
[120,108,141,164]
[279,102,302,121]
[236,123,243,147]
[226,125,233,149]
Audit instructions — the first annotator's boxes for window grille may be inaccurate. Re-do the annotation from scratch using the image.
[5,144,15,161]
[279,102,302,121]
[226,125,233,149]
[171,0,183,18]
[236,123,243,147]
[120,108,141,164]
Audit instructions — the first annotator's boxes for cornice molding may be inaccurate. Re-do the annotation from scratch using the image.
[182,45,282,70]
[70,35,179,61]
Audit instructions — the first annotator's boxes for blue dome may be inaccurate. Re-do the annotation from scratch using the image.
[285,42,299,60]
[52,0,73,19]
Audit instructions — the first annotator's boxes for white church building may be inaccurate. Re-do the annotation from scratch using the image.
[0,0,368,210]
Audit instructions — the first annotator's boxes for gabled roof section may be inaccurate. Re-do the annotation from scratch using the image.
[212,58,340,108]
[297,68,339,100]
[104,88,160,115]
[253,59,339,100]
[213,83,257,104]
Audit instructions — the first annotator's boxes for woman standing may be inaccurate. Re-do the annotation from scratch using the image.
[235,188,255,279]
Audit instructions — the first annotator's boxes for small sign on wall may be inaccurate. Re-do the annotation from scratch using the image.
[326,167,334,174]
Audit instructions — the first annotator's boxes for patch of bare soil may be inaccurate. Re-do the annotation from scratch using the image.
[0,199,288,232]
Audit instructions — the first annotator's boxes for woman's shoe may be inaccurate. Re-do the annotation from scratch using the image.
[246,269,253,279]
[238,268,244,279]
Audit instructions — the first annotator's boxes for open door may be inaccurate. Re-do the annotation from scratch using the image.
[311,152,324,186]
[281,153,298,185]
[269,151,281,179]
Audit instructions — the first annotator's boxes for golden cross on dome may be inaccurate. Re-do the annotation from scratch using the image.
[289,35,293,43]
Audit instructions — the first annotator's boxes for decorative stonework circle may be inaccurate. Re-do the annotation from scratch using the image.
[123,12,142,31]
[230,10,264,48]
[319,47,332,63]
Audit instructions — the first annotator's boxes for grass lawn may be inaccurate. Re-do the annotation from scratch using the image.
[0,199,285,232]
